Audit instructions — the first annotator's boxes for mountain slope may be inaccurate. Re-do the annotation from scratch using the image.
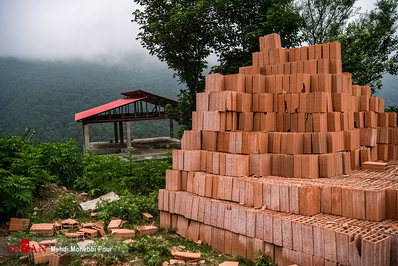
[0,56,183,142]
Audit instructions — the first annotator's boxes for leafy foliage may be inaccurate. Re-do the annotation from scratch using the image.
[337,0,398,92]
[386,105,398,113]
[74,151,170,196]
[211,0,302,74]
[253,253,277,266]
[167,89,198,137]
[55,195,85,219]
[91,238,130,265]
[300,0,398,92]
[76,153,129,196]
[0,133,172,223]
[299,0,359,45]
[122,158,169,195]
[132,0,302,131]
[133,0,213,134]
[0,134,55,221]
[96,191,159,224]
[40,140,83,188]
[128,235,172,266]
[0,174,34,217]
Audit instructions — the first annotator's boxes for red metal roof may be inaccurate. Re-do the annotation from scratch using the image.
[75,97,146,121]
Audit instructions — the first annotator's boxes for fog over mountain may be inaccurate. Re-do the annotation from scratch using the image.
[0,55,183,142]
[1,0,395,144]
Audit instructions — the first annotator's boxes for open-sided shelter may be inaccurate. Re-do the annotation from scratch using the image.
[75,90,178,153]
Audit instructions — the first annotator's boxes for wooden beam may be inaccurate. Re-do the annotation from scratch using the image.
[146,98,148,118]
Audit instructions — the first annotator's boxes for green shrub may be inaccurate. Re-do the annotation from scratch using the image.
[96,191,159,224]
[253,253,277,266]
[75,153,128,195]
[121,158,170,195]
[91,238,130,265]
[0,135,54,222]
[39,139,83,188]
[55,195,85,219]
[128,235,172,266]
[0,174,34,217]
[0,131,170,224]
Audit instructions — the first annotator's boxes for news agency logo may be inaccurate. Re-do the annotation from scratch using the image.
[5,239,46,254]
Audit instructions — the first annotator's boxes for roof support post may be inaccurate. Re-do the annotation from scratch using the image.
[169,118,174,138]
[126,121,131,148]
[83,123,90,155]
[114,122,118,143]
[146,99,148,118]
[119,121,124,148]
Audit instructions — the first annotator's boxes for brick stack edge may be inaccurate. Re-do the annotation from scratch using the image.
[160,33,398,266]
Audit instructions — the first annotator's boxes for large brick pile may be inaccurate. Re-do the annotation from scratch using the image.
[158,33,398,266]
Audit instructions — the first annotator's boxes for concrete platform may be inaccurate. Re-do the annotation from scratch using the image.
[89,137,181,160]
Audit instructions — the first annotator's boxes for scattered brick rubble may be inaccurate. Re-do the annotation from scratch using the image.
[7,212,157,265]
[30,223,55,236]
[78,228,98,239]
[107,219,123,231]
[143,212,154,221]
[167,246,202,264]
[28,241,53,264]
[111,229,136,240]
[61,218,78,230]
[159,33,398,265]
[8,218,30,231]
[65,232,85,242]
[49,251,71,266]
[136,221,158,236]
[218,262,239,266]
[53,219,62,232]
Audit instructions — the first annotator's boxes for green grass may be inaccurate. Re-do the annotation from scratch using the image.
[0,135,274,266]
[1,181,275,266]
[2,217,276,266]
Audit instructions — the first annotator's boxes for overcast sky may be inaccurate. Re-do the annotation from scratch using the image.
[0,0,378,62]
[0,0,144,61]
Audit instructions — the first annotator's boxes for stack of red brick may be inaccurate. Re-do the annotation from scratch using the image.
[161,33,398,265]
[159,191,397,265]
[163,173,398,222]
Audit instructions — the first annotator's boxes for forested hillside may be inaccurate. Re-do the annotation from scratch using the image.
[1,55,398,144]
[0,55,183,143]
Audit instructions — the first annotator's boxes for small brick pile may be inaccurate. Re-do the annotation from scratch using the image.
[159,33,398,265]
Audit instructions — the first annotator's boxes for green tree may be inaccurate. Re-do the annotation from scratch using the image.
[211,0,302,74]
[132,1,214,134]
[338,0,398,92]
[132,0,302,133]
[300,0,398,92]
[385,105,398,113]
[299,0,359,45]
